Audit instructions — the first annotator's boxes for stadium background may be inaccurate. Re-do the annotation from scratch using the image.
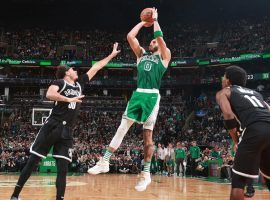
[0,0,270,183]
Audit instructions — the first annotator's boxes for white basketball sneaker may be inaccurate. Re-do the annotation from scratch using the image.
[135,172,151,192]
[87,158,109,175]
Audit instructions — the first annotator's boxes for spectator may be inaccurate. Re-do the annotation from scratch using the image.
[175,142,186,176]
[189,141,201,177]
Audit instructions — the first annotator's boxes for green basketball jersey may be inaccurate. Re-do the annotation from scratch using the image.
[137,52,167,89]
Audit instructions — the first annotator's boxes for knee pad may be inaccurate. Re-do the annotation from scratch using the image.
[232,172,249,189]
[109,118,133,149]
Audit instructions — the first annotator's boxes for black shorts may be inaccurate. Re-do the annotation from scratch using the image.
[30,118,73,162]
[233,121,270,179]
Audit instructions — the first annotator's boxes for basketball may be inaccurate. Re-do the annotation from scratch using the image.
[140,8,154,23]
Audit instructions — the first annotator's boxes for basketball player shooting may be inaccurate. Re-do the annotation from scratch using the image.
[216,66,270,200]
[88,8,171,192]
[10,43,120,200]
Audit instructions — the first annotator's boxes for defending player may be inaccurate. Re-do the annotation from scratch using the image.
[10,43,120,200]
[216,65,270,200]
[88,8,171,192]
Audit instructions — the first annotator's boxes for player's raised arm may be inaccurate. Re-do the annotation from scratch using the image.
[152,8,171,67]
[127,22,148,58]
[216,88,239,143]
[86,42,120,81]
[46,85,84,103]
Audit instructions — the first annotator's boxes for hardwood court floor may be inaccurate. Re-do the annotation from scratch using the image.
[0,174,269,200]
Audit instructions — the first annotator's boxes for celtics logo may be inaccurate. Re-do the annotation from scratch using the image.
[144,62,152,71]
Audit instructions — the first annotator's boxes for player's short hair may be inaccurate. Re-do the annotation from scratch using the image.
[55,65,70,79]
[225,65,247,86]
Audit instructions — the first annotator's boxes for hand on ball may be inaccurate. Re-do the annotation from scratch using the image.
[152,7,158,21]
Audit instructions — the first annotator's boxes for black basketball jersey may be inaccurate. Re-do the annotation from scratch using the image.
[48,74,89,125]
[229,85,270,128]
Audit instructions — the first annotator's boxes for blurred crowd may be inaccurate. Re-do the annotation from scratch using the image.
[1,91,257,181]
[0,17,270,60]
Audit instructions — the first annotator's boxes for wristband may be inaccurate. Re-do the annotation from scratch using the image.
[224,118,238,130]
[154,31,163,39]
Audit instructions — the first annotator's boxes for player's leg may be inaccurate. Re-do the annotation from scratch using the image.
[231,145,257,200]
[230,124,264,200]
[175,158,180,176]
[190,158,197,177]
[88,117,134,174]
[266,179,270,191]
[135,111,158,191]
[52,126,73,200]
[135,92,160,191]
[10,154,41,199]
[244,179,255,198]
[55,158,69,200]
[88,94,141,175]
[10,120,57,200]
[260,145,270,191]
[231,173,251,200]
[161,159,164,174]
[135,129,154,191]
[107,117,134,157]
[180,159,185,176]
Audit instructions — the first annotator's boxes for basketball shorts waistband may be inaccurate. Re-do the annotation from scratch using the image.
[136,88,159,94]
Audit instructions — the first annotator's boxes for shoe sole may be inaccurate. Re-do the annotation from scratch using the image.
[135,187,146,192]
[135,182,151,192]
[88,169,109,175]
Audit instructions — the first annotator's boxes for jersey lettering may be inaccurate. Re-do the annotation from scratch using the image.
[237,87,254,95]
[68,102,76,109]
[144,62,152,71]
[244,95,264,108]
[230,85,270,127]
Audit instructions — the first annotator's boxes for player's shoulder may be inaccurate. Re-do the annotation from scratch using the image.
[232,85,257,95]
[216,87,232,104]
[51,79,65,87]
[136,48,146,59]
[216,87,231,97]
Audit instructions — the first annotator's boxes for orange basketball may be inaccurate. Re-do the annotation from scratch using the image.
[140,8,154,23]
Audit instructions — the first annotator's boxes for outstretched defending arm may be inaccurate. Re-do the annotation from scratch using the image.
[152,8,171,67]
[86,42,120,81]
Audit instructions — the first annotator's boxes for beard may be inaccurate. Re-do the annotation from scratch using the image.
[150,46,158,53]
